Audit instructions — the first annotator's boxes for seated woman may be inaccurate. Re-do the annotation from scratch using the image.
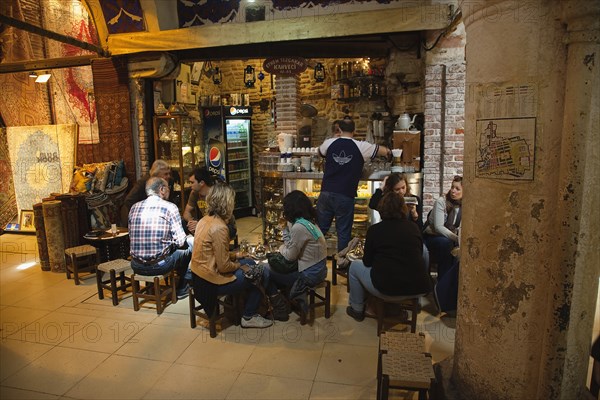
[190,182,272,329]
[266,190,328,318]
[369,172,424,230]
[423,175,462,313]
[423,175,462,279]
[369,172,429,268]
[346,192,432,321]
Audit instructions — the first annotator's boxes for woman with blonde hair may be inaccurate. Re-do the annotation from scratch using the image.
[190,182,272,329]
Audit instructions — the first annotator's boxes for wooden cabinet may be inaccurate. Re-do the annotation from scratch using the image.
[153,115,203,211]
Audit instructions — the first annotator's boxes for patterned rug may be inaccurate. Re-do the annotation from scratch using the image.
[77,58,135,184]
[0,128,17,229]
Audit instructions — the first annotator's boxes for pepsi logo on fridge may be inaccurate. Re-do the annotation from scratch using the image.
[207,138,226,180]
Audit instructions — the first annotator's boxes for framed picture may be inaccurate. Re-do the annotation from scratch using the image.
[19,210,35,232]
[190,62,203,85]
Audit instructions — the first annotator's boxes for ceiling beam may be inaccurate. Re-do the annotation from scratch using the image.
[108,6,450,56]
[0,55,99,74]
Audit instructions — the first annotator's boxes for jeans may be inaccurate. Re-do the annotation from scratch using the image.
[267,260,327,292]
[348,260,425,312]
[424,234,456,279]
[217,268,263,318]
[131,247,191,291]
[317,191,355,252]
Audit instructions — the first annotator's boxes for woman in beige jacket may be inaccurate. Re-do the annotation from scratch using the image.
[190,182,272,329]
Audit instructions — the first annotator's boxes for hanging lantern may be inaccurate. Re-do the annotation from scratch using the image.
[212,67,222,85]
[314,62,325,82]
[244,65,256,88]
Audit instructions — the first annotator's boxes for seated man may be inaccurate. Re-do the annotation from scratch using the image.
[129,177,191,300]
[183,166,237,239]
[120,159,173,227]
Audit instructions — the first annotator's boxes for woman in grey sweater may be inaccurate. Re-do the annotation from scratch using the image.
[266,190,328,316]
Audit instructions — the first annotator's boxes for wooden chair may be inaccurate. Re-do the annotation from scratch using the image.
[96,258,132,306]
[64,245,99,285]
[189,288,242,338]
[330,256,349,291]
[374,296,422,336]
[131,270,176,314]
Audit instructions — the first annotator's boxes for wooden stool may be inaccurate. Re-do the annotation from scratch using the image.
[64,245,99,285]
[189,288,241,338]
[96,259,132,306]
[131,270,176,314]
[374,296,422,335]
[379,351,435,400]
[377,332,428,400]
[379,331,426,353]
[298,280,331,325]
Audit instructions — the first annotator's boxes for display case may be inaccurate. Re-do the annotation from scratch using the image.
[153,114,203,211]
[282,172,382,249]
[260,172,284,244]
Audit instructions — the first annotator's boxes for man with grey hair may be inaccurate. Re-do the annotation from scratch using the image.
[128,176,191,299]
[120,159,173,227]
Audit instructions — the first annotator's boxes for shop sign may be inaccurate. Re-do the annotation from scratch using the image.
[263,57,308,76]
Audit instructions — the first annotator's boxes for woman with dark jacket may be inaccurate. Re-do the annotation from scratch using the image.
[369,172,429,268]
[346,192,432,321]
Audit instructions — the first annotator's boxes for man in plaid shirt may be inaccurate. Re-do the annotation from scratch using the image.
[129,177,191,299]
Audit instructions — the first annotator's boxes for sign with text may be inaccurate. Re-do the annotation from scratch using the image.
[263,57,307,76]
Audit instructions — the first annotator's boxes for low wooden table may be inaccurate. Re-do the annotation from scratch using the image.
[84,228,130,262]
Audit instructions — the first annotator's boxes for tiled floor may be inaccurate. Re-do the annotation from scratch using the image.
[0,217,456,400]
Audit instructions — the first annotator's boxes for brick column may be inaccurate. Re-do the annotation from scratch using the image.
[422,64,465,216]
[274,75,301,140]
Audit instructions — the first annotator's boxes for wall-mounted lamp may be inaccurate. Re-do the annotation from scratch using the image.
[314,62,325,82]
[212,67,222,85]
[244,65,256,88]
[35,72,51,83]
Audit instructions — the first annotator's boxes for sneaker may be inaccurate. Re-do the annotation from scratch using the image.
[346,306,365,322]
[241,314,273,329]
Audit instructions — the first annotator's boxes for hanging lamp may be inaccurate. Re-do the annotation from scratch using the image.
[212,67,222,84]
[314,62,325,82]
[244,65,256,88]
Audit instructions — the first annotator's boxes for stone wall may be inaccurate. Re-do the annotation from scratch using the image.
[136,45,466,217]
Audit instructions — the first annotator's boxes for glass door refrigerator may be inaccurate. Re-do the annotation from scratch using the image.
[202,105,255,217]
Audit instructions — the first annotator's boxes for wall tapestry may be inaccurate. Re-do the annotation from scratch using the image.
[100,0,144,34]
[44,0,99,144]
[0,128,18,228]
[476,118,535,180]
[7,124,78,211]
[78,57,135,185]
[0,0,52,127]
[177,0,240,27]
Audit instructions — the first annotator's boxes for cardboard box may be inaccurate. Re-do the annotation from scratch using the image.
[392,131,421,171]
